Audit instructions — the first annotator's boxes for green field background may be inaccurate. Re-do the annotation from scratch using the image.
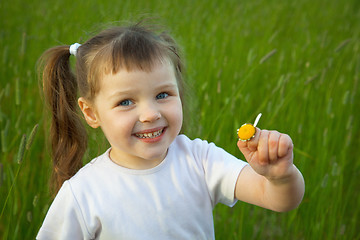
[1,0,359,239]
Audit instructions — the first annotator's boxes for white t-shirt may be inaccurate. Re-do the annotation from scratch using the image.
[37,135,247,240]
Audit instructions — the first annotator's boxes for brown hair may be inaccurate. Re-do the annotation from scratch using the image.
[39,22,185,194]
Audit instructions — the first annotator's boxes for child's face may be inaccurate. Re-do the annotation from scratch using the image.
[91,60,183,169]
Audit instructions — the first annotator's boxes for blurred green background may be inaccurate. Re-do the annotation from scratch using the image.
[1,0,359,239]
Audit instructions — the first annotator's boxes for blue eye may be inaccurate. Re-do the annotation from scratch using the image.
[118,99,133,106]
[156,92,169,99]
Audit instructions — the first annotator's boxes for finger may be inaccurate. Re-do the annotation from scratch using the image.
[237,127,261,162]
[268,130,281,162]
[237,138,248,150]
[237,126,260,151]
[278,133,293,158]
[257,129,269,165]
[246,127,261,152]
[237,141,252,162]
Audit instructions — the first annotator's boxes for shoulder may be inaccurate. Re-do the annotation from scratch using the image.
[172,134,228,159]
[66,149,111,191]
[172,134,213,152]
[173,135,248,206]
[74,150,109,175]
[173,135,248,172]
[37,180,92,239]
[170,134,246,172]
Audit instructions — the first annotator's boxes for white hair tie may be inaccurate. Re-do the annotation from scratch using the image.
[69,43,81,56]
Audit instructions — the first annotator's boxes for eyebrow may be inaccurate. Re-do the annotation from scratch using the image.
[108,89,133,100]
[108,82,178,100]
[155,82,178,90]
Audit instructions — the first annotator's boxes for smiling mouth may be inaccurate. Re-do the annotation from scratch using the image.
[135,128,164,139]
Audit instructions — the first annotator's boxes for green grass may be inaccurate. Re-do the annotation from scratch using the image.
[1,0,359,239]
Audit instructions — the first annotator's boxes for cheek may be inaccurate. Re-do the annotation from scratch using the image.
[169,101,183,127]
[177,105,183,124]
[100,112,135,138]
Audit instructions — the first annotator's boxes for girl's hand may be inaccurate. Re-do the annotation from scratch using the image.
[237,128,294,182]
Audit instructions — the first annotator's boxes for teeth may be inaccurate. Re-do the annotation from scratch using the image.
[136,129,163,139]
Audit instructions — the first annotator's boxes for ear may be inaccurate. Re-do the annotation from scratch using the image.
[78,97,100,128]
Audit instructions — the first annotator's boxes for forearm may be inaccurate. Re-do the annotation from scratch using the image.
[263,164,305,212]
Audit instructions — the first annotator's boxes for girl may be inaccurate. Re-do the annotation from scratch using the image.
[37,22,304,239]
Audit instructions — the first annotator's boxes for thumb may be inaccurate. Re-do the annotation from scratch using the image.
[237,140,252,160]
[237,127,261,159]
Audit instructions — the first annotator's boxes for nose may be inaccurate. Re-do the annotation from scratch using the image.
[139,103,161,123]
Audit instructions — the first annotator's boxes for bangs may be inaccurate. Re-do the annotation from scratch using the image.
[84,25,184,100]
[92,30,171,75]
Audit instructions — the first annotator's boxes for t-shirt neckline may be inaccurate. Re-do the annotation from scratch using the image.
[101,145,172,175]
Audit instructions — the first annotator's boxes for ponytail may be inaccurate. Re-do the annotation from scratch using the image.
[39,46,87,194]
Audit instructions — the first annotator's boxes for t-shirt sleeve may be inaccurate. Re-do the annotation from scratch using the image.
[36,181,91,240]
[197,139,248,207]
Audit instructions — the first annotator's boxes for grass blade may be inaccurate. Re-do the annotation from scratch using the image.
[16,134,27,164]
[26,124,39,150]
[0,163,3,187]
[335,39,351,52]
[1,134,27,219]
[259,49,277,64]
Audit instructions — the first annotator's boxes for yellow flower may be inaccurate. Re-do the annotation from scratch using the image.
[237,123,256,141]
